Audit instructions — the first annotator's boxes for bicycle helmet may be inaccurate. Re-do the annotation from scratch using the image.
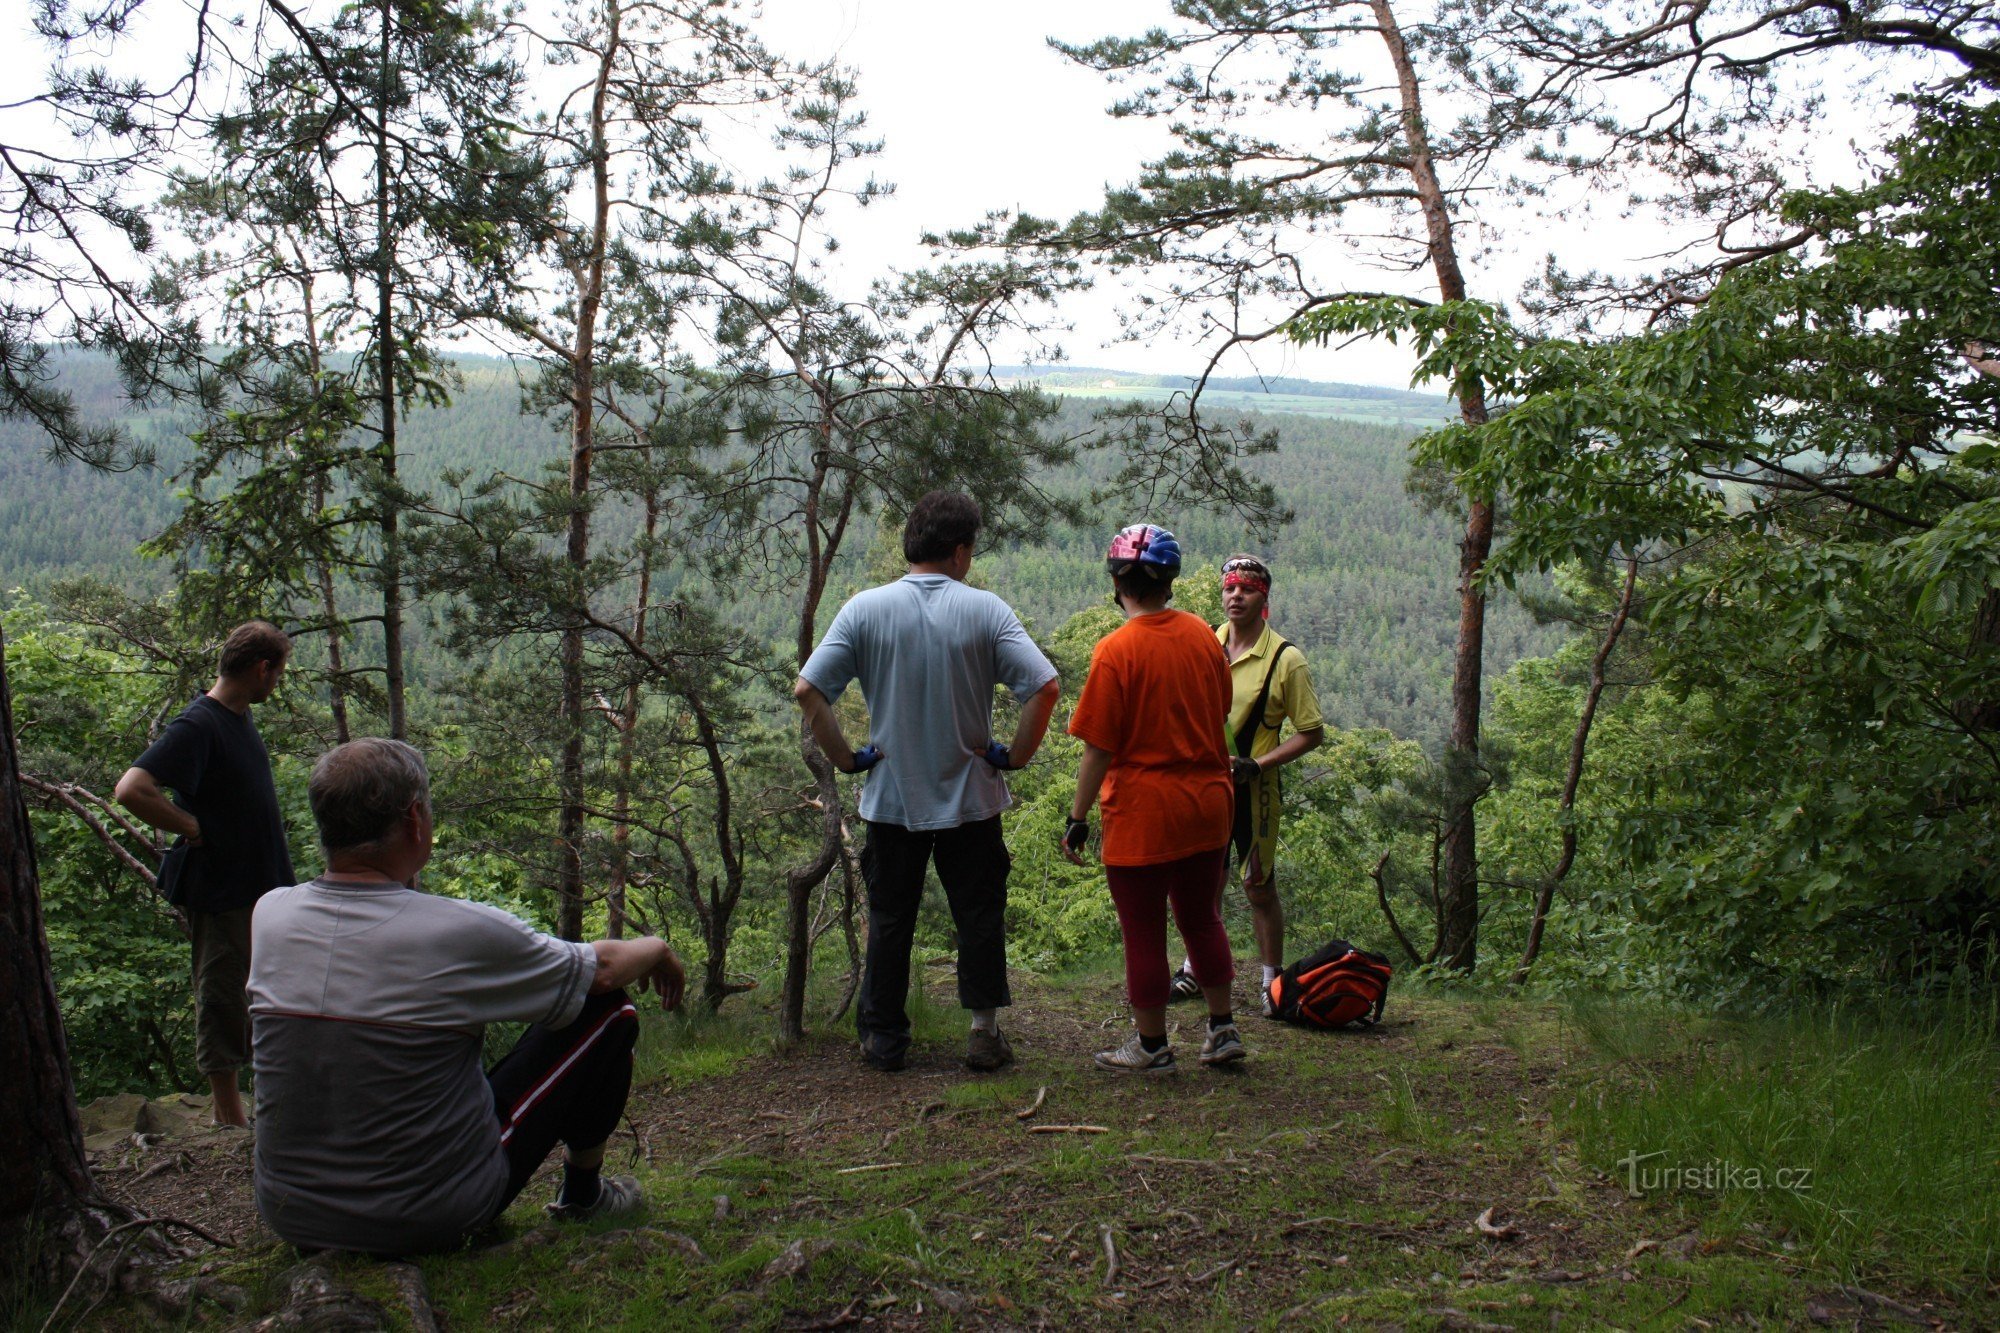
[1106,524,1183,581]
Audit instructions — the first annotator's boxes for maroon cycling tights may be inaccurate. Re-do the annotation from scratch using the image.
[1106,846,1234,1009]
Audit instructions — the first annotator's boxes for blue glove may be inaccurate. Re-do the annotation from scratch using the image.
[980,739,1017,770]
[847,744,883,774]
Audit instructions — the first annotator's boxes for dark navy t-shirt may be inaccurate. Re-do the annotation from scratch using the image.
[134,695,295,912]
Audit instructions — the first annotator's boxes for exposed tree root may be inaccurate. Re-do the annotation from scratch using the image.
[33,1200,241,1332]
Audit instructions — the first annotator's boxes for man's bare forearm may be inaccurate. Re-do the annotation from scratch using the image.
[792,678,857,772]
[113,767,200,842]
[1006,678,1062,767]
[1256,728,1323,774]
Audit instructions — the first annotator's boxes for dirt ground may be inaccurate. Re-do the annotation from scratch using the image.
[80,964,1967,1330]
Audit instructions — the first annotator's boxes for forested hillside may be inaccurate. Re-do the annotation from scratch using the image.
[0,352,1550,745]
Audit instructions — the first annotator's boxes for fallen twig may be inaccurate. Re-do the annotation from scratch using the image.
[136,1153,190,1182]
[1283,1216,1382,1236]
[1474,1207,1519,1240]
[1189,1256,1239,1284]
[798,1296,864,1330]
[1028,1124,1108,1136]
[1015,1086,1048,1121]
[1099,1225,1120,1286]
[949,1157,1027,1194]
[1252,1124,1340,1148]
[835,1162,906,1176]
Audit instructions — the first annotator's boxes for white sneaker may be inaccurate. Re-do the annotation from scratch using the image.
[1093,1033,1177,1074]
[546,1174,645,1221]
[1199,1023,1247,1065]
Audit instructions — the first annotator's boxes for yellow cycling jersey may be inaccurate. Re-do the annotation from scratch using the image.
[1217,623,1323,759]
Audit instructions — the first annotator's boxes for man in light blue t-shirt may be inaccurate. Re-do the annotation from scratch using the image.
[795,491,1060,1073]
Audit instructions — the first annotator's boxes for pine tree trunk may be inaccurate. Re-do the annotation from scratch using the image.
[295,251,352,746]
[376,0,407,742]
[1373,0,1491,970]
[554,10,619,944]
[779,454,852,1043]
[606,490,658,941]
[0,622,100,1275]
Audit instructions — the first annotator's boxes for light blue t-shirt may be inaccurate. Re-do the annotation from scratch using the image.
[801,574,1058,831]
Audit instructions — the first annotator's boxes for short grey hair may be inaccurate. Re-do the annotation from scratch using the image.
[309,738,430,852]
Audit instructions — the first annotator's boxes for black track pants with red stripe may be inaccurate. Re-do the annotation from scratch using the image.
[486,988,639,1208]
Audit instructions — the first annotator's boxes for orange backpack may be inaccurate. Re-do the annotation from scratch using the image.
[1267,938,1393,1028]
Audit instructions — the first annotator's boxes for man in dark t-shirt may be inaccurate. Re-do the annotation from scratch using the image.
[116,620,295,1127]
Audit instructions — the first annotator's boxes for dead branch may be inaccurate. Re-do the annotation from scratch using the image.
[1370,850,1424,965]
[1015,1086,1048,1120]
[1515,554,1639,984]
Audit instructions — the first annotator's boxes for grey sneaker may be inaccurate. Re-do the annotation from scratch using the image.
[1093,1033,1176,1074]
[966,1026,1014,1072]
[1199,1022,1247,1066]
[546,1173,644,1221]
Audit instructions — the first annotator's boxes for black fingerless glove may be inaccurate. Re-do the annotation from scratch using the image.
[1063,817,1090,853]
[1231,756,1261,785]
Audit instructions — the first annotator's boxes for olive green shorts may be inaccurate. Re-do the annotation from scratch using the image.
[190,906,254,1074]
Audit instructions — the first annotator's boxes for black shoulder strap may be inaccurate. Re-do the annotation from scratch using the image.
[1232,635,1294,759]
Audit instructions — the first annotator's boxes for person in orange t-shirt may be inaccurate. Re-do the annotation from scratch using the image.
[1062,524,1247,1073]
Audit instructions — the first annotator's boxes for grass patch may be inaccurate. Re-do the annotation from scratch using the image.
[632,1003,763,1088]
[1557,991,2000,1306]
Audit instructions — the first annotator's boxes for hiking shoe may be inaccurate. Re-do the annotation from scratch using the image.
[1260,987,1278,1020]
[1167,965,1202,1002]
[1093,1033,1176,1074]
[1199,1023,1247,1066]
[859,1039,907,1073]
[966,1026,1014,1072]
[545,1174,644,1221]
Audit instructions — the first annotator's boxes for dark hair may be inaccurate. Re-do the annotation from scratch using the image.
[1113,569,1174,603]
[310,738,430,852]
[218,621,291,677]
[902,491,982,564]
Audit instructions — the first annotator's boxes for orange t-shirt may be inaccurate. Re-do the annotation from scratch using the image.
[1067,609,1234,867]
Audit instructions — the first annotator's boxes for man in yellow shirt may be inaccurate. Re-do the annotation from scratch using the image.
[1170,554,1324,1015]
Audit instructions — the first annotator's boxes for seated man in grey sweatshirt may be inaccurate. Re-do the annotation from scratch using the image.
[248,737,684,1254]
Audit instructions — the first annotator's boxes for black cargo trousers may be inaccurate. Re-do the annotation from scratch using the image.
[855,815,1011,1063]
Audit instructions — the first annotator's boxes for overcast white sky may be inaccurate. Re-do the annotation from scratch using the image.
[753,0,1431,386]
[5,0,1909,391]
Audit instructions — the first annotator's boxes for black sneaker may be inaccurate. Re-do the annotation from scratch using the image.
[859,1037,907,1072]
[1167,965,1203,1002]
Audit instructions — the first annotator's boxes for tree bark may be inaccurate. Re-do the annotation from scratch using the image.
[554,7,620,943]
[606,487,658,941]
[376,0,407,742]
[1372,0,1492,970]
[0,622,101,1276]
[1515,555,1639,983]
[296,249,351,746]
[779,454,855,1043]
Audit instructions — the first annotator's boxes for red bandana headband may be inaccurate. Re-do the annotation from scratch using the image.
[1222,568,1271,618]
